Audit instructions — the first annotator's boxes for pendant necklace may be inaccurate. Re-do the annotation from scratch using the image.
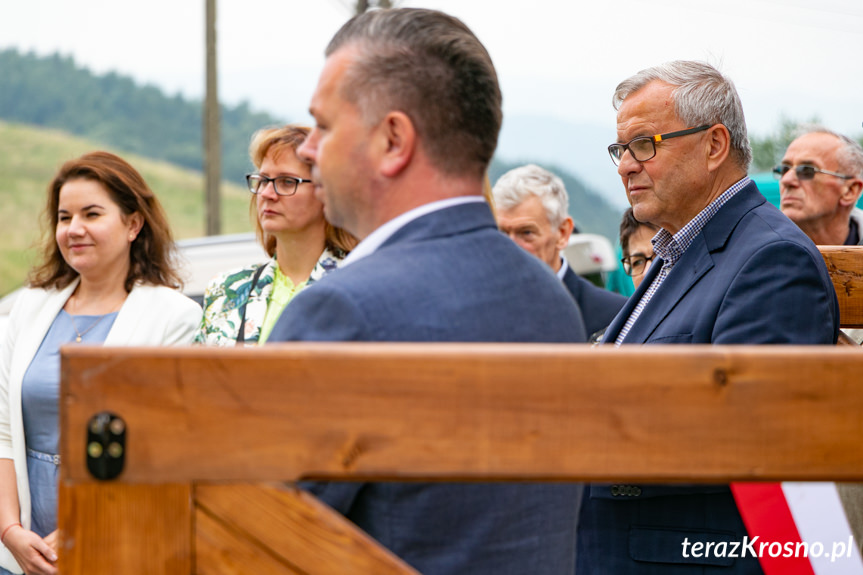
[67,292,115,343]
[69,313,107,343]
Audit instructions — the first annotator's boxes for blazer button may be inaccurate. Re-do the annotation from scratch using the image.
[611,485,642,497]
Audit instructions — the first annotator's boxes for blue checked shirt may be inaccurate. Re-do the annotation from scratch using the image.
[615,177,752,346]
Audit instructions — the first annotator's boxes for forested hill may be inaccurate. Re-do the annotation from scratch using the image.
[0,48,623,241]
[0,49,281,182]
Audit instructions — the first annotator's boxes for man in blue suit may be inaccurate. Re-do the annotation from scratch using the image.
[494,163,626,338]
[267,8,587,575]
[576,61,839,574]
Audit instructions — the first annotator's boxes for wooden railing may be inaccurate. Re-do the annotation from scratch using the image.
[55,246,863,574]
[820,245,863,328]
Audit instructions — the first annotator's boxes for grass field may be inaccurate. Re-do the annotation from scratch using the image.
[0,120,256,297]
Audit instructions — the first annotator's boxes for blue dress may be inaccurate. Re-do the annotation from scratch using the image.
[20,310,116,536]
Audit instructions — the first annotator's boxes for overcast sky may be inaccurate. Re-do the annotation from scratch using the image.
[1,0,861,205]
[3,0,861,132]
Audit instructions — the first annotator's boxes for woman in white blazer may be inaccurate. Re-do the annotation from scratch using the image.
[0,152,202,575]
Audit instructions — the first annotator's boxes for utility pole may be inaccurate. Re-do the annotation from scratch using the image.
[204,0,221,236]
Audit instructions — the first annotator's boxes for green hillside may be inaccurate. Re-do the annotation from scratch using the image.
[0,120,254,297]
[0,49,281,181]
[0,48,628,296]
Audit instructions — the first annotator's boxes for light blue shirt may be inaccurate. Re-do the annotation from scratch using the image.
[22,310,117,453]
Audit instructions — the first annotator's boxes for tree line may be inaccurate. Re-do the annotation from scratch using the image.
[0,48,623,240]
[0,49,278,184]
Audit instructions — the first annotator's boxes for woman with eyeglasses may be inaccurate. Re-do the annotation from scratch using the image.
[195,125,356,346]
[0,152,202,575]
[619,207,660,289]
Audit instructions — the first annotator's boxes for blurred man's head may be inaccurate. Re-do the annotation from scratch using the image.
[778,127,863,245]
[493,164,574,272]
[297,8,502,239]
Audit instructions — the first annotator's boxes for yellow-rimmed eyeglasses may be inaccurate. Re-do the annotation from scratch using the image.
[608,125,711,166]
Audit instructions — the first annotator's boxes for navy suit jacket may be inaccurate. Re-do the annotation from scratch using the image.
[269,201,587,575]
[578,182,839,574]
[561,265,627,337]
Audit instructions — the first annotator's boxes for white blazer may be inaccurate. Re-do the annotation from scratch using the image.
[0,279,202,572]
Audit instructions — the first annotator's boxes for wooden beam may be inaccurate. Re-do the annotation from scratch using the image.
[58,483,191,575]
[820,246,863,327]
[61,344,863,483]
[195,483,418,574]
[196,502,303,574]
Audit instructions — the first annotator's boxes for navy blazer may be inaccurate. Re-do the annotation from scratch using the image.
[578,182,839,574]
[269,202,587,575]
[561,265,627,337]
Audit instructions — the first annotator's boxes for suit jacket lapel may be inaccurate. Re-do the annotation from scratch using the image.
[609,181,766,344]
[601,263,658,344]
[621,234,714,343]
[12,280,78,385]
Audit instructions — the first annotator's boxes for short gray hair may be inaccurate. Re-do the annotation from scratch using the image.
[492,164,569,226]
[613,60,752,171]
[793,124,863,178]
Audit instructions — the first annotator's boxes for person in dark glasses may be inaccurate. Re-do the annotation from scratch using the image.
[579,60,839,575]
[777,127,863,246]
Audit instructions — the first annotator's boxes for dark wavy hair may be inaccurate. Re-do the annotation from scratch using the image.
[619,207,660,257]
[248,124,357,257]
[29,151,182,292]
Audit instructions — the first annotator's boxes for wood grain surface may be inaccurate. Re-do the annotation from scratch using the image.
[60,343,863,484]
[195,483,417,574]
[821,246,863,327]
[58,482,191,575]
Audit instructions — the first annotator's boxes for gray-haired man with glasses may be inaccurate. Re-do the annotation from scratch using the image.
[579,60,839,575]
[777,126,863,246]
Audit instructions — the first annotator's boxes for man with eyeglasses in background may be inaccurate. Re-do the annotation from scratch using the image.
[577,60,839,574]
[777,127,863,246]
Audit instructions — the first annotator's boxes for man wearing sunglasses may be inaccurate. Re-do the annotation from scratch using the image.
[578,61,839,575]
[777,127,863,246]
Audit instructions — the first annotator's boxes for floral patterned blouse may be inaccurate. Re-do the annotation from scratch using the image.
[194,247,345,346]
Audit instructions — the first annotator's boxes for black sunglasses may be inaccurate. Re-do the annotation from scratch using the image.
[773,164,854,181]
